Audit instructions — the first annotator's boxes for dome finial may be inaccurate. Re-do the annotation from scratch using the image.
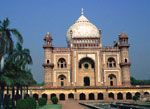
[81,8,84,15]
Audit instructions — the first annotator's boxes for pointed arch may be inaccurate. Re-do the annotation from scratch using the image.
[79,57,95,69]
[98,93,104,100]
[117,92,123,100]
[108,92,114,99]
[68,93,74,99]
[89,93,95,100]
[79,93,86,100]
[59,93,65,100]
[51,93,56,99]
[107,57,116,68]
[126,92,132,100]
[33,93,39,100]
[42,93,48,100]
[57,58,67,68]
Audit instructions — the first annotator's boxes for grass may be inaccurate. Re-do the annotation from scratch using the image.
[37,104,62,109]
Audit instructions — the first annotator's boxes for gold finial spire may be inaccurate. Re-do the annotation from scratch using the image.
[81,8,84,15]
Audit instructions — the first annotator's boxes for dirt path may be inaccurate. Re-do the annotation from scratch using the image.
[60,100,88,109]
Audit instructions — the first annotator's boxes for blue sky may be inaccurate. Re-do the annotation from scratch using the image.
[0,0,150,83]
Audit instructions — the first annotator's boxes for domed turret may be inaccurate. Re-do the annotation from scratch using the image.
[43,32,53,48]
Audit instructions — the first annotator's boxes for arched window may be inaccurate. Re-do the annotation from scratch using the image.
[47,60,50,64]
[125,58,128,63]
[107,57,116,68]
[79,57,95,69]
[57,58,67,68]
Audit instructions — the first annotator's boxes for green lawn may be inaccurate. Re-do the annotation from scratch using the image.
[37,104,62,109]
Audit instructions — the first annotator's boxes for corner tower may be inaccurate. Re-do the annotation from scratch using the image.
[43,32,54,86]
[119,33,131,86]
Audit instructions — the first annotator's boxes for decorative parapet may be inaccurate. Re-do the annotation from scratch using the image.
[102,46,120,52]
[29,85,150,90]
[42,63,54,68]
[53,47,70,53]
[120,62,131,67]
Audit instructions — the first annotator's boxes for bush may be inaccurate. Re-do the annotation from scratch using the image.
[16,97,36,109]
[4,98,13,109]
[51,96,58,104]
[16,99,28,109]
[38,97,47,106]
[26,97,37,109]
[133,95,139,101]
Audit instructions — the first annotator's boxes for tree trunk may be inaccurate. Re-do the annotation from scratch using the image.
[12,86,15,108]
[20,85,22,99]
[26,85,28,94]
[16,85,20,100]
[0,83,5,109]
[7,86,9,95]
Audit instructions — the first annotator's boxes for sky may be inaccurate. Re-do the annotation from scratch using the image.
[0,0,150,83]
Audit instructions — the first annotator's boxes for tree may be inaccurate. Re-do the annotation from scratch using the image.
[10,43,32,69]
[2,44,36,108]
[0,18,23,109]
[0,18,23,60]
[133,95,139,101]
[131,76,150,85]
[9,43,33,100]
[4,43,35,97]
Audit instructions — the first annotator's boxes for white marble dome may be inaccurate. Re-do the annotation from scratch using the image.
[67,14,101,42]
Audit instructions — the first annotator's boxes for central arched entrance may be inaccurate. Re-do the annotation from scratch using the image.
[84,76,90,86]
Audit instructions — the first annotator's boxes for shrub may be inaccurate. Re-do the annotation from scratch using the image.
[16,97,36,109]
[38,97,47,106]
[26,97,37,109]
[16,99,28,109]
[4,98,13,109]
[51,96,58,104]
[133,95,139,101]
[4,95,10,109]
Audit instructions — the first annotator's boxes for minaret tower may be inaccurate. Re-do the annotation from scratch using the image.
[119,33,131,86]
[43,32,54,86]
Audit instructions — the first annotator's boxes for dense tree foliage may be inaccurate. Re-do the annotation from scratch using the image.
[0,18,36,109]
[131,76,150,85]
